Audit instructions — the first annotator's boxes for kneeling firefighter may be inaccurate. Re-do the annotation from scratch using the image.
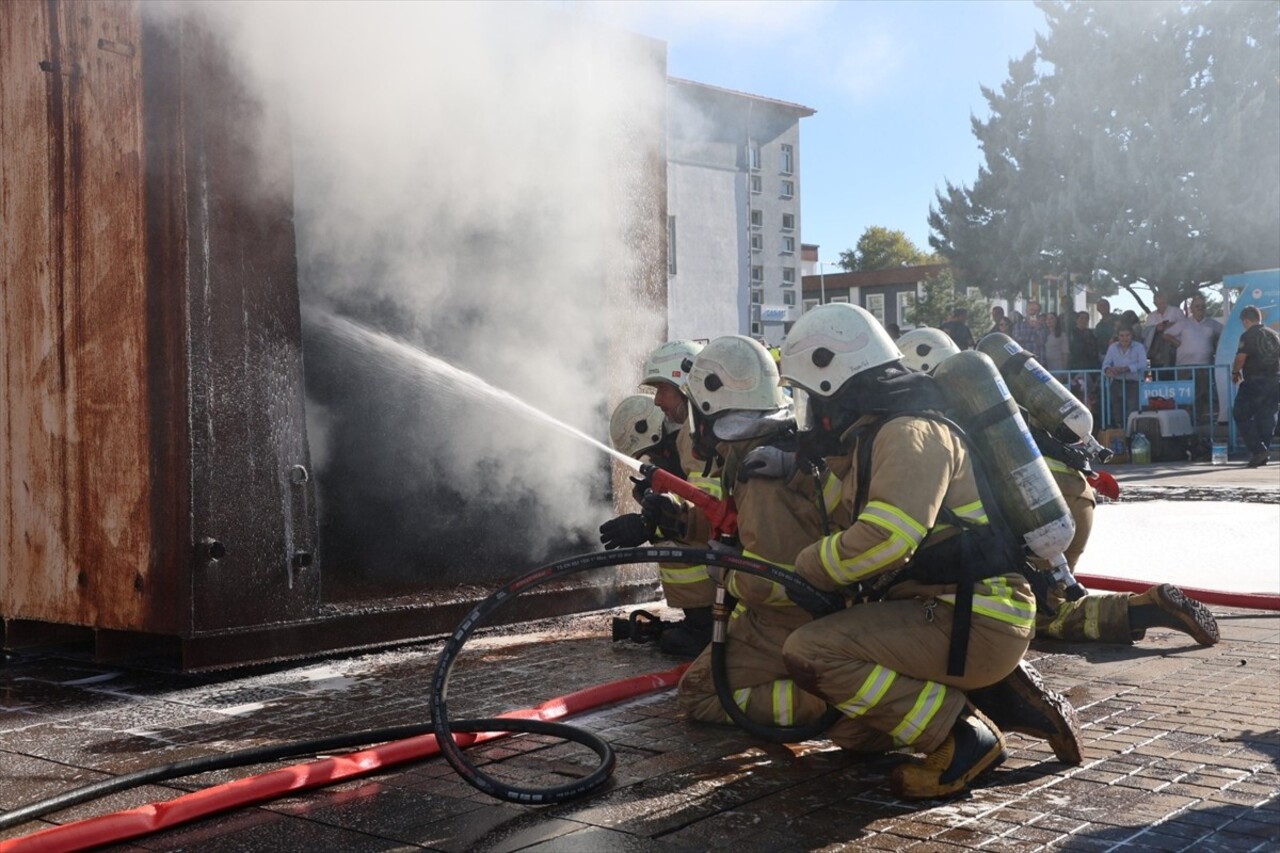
[777,303,1044,800]
[600,341,720,657]
[672,336,859,735]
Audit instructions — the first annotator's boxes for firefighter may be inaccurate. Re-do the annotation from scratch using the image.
[670,335,851,732]
[776,303,1038,800]
[903,335,1220,648]
[600,342,719,657]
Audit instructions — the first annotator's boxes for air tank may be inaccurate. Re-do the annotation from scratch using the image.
[933,350,1086,600]
[977,333,1111,462]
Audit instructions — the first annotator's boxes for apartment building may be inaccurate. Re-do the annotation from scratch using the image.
[666,78,815,344]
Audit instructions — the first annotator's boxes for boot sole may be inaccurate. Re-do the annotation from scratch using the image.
[969,661,1083,765]
[890,708,1008,800]
[1156,584,1220,646]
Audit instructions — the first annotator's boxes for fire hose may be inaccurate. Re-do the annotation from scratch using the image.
[0,547,844,846]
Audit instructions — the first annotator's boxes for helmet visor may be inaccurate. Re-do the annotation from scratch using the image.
[791,387,821,433]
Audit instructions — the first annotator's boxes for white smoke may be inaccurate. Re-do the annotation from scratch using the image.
[172,1,669,563]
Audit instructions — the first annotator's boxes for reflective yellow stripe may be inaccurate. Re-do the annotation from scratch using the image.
[861,500,928,547]
[822,471,843,510]
[1045,458,1075,476]
[820,531,910,586]
[688,475,723,498]
[937,590,1036,629]
[1084,596,1101,639]
[660,563,711,585]
[836,664,896,718]
[772,680,796,726]
[952,500,988,523]
[730,687,751,722]
[889,682,947,746]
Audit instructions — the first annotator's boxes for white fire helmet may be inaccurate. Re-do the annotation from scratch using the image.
[780,303,903,398]
[641,340,704,389]
[608,394,670,459]
[897,328,961,374]
[687,335,789,417]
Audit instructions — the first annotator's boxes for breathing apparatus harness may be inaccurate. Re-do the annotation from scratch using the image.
[809,366,1039,677]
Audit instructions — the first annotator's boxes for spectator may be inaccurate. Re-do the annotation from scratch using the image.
[1102,327,1148,427]
[1013,300,1048,363]
[940,306,976,350]
[1093,298,1117,363]
[1068,311,1101,419]
[1231,306,1280,468]
[1165,296,1222,422]
[1118,309,1144,349]
[987,305,1006,336]
[996,315,1014,337]
[885,323,901,341]
[1044,312,1070,372]
[1145,292,1185,378]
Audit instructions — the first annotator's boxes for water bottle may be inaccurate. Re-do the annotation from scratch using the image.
[1211,442,1227,465]
[1130,432,1152,465]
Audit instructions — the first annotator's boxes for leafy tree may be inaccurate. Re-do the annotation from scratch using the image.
[904,267,991,329]
[929,0,1279,312]
[838,226,933,271]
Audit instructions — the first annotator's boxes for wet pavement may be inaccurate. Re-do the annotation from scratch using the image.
[2,460,1278,851]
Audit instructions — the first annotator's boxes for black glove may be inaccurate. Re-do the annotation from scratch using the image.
[629,473,652,505]
[739,445,798,482]
[599,514,654,550]
[640,492,684,539]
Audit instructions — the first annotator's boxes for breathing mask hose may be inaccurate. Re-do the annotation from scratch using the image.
[430,546,845,804]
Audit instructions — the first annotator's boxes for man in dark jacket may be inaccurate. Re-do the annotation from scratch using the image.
[1231,306,1280,468]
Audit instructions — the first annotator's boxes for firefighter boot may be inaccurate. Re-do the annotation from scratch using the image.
[967,660,1083,764]
[1128,584,1220,646]
[657,606,712,658]
[890,706,1007,800]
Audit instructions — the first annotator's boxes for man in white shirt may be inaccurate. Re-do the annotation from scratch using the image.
[1165,296,1223,421]
[1145,292,1185,377]
[1102,328,1148,427]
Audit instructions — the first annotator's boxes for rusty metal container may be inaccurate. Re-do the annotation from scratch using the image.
[2,1,669,669]
[1,0,318,661]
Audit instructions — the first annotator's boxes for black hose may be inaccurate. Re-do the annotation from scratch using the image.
[430,546,845,804]
[710,638,843,743]
[1,548,846,828]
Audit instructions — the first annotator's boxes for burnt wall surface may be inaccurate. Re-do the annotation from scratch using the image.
[1,0,317,636]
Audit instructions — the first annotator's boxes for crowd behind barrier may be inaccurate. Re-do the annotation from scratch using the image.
[1048,363,1247,455]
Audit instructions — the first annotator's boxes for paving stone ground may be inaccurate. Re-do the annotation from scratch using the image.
[2,462,1278,851]
[1,600,1277,852]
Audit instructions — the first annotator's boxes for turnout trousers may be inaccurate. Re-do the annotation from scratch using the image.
[782,596,1030,755]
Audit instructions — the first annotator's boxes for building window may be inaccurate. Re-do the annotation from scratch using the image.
[865,293,885,323]
[781,213,795,231]
[780,143,794,174]
[781,179,794,198]
[803,299,820,313]
[748,141,760,171]
[750,209,763,228]
[782,236,795,254]
[751,175,762,194]
[751,233,763,251]
[751,289,764,304]
[751,320,762,335]
[667,216,676,275]
[782,267,795,285]
[783,290,796,306]
[897,291,914,327]
[751,265,763,282]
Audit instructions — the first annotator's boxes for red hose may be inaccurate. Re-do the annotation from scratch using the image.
[0,663,690,853]
[1074,573,1280,611]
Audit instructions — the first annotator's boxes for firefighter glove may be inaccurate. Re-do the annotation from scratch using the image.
[629,473,652,504]
[640,492,685,539]
[738,445,798,482]
[599,513,655,550]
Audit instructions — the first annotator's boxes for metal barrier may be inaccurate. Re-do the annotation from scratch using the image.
[1049,364,1238,451]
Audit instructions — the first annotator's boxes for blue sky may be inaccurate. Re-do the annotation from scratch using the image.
[586,0,1047,268]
